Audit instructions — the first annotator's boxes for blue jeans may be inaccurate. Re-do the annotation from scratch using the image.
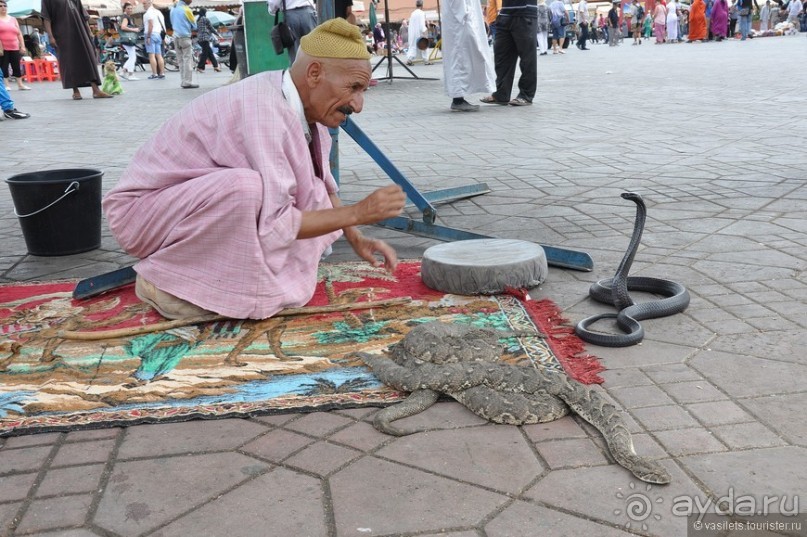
[739,14,751,38]
[0,70,14,112]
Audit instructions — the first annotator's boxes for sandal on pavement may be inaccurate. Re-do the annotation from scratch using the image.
[480,95,508,105]
[93,91,113,99]
[72,94,83,100]
[509,97,532,106]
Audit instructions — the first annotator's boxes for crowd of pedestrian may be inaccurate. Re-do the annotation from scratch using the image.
[0,0,249,124]
[3,0,806,124]
[557,0,806,46]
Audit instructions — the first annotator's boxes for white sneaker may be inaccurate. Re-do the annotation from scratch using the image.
[127,75,139,81]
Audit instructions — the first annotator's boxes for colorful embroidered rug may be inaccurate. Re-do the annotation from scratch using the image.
[0,261,603,437]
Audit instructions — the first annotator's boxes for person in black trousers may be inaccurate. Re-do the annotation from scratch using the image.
[577,21,590,48]
[480,0,537,106]
[195,9,222,73]
[576,0,590,49]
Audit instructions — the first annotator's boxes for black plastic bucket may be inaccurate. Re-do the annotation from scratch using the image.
[6,169,103,256]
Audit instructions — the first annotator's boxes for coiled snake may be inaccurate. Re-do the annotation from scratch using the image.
[575,192,690,347]
[355,322,672,484]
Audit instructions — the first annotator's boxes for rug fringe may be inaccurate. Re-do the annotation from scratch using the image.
[519,298,605,384]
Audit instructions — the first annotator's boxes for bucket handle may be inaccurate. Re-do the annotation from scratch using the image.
[14,181,80,218]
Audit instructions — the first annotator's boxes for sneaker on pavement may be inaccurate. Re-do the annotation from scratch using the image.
[127,75,139,80]
[181,83,199,89]
[450,101,480,112]
[4,108,30,119]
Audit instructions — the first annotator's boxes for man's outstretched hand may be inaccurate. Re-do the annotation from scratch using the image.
[353,185,406,225]
[299,185,405,241]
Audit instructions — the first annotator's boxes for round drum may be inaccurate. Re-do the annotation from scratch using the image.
[421,239,548,295]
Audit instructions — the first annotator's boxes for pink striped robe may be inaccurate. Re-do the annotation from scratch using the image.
[103,71,341,319]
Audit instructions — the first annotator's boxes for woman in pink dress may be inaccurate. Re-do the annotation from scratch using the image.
[710,0,729,39]
[653,0,668,43]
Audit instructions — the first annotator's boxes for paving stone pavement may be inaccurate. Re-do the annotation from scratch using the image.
[1,36,806,537]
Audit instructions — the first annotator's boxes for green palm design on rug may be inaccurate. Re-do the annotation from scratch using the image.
[313,320,390,345]
[126,332,199,382]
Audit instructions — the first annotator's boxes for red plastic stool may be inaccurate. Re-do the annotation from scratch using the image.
[36,59,60,82]
[21,58,41,82]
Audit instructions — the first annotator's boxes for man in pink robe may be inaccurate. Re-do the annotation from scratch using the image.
[103,19,406,320]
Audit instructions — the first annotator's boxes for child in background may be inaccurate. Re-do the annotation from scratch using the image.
[643,10,653,37]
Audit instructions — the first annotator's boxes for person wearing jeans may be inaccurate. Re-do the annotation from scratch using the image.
[170,0,197,88]
[0,70,30,120]
[737,0,753,39]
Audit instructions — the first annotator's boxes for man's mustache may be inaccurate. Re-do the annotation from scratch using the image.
[338,106,355,115]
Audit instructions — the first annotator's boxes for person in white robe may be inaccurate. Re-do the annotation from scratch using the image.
[406,0,430,64]
[786,0,802,26]
[667,0,681,41]
[759,0,771,30]
[441,0,495,111]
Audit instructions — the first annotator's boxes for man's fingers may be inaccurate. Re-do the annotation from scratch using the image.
[372,240,398,271]
[356,238,398,272]
[359,185,406,223]
[378,185,406,204]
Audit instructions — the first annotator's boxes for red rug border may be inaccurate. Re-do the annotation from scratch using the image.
[517,297,605,384]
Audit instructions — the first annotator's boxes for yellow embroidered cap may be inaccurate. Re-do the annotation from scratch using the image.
[299,18,371,60]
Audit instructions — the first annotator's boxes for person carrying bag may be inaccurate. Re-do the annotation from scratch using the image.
[268,0,316,62]
[271,0,296,55]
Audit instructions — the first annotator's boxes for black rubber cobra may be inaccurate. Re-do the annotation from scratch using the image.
[575,192,691,347]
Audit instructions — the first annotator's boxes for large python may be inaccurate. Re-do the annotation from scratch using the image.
[575,192,690,347]
[355,322,671,484]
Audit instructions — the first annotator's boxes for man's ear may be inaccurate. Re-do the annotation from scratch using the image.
[306,60,324,88]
